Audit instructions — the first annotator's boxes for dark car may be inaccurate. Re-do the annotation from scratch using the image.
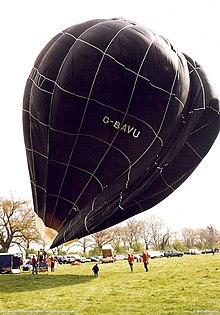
[54,255,65,264]
[201,248,219,254]
[90,256,101,262]
[164,250,184,258]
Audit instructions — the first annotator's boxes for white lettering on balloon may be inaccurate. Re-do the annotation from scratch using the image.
[103,116,140,138]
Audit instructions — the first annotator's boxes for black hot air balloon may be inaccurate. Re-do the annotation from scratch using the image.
[23,18,220,248]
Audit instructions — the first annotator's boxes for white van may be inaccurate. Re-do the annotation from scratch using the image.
[63,254,86,263]
[148,251,164,259]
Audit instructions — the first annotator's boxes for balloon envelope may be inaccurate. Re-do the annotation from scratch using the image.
[23,18,220,248]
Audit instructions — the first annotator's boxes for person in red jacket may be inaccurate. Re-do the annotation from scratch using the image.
[142,251,149,272]
[31,255,38,274]
[127,254,134,272]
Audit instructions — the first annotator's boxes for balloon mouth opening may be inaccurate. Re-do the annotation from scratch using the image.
[35,214,58,250]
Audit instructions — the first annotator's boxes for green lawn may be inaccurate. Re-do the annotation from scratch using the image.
[0,254,220,315]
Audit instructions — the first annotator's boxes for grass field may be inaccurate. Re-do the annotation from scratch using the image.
[0,253,220,315]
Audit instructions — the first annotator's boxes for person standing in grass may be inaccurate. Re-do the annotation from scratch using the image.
[50,257,55,272]
[127,254,134,272]
[92,264,99,277]
[142,251,149,272]
[31,255,38,275]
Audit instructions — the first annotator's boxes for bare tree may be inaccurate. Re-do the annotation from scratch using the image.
[160,231,171,250]
[108,226,126,249]
[206,225,220,248]
[144,215,170,250]
[140,222,151,250]
[124,218,144,249]
[75,236,93,253]
[181,227,198,249]
[197,225,220,249]
[91,229,114,250]
[0,196,42,252]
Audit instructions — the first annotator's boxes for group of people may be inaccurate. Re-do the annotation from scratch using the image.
[31,251,148,277]
[91,251,149,278]
[128,251,149,272]
[31,254,57,274]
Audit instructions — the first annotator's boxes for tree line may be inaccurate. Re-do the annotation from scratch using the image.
[0,196,219,256]
[73,217,220,256]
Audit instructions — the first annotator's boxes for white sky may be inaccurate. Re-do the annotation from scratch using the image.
[0,0,219,233]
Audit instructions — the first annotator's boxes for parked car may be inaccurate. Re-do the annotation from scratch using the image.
[54,255,65,264]
[148,251,164,259]
[63,254,87,263]
[115,255,127,261]
[201,249,218,254]
[101,257,116,263]
[22,259,33,271]
[79,256,87,263]
[134,254,142,262]
[188,248,201,255]
[164,250,184,258]
[90,256,101,262]
[63,255,74,264]
[184,250,191,255]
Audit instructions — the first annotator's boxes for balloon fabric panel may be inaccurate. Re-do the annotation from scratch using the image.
[22,18,220,248]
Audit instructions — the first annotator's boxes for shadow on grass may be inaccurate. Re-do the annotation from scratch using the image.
[0,273,95,293]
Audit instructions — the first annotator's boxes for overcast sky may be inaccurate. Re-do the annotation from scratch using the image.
[0,0,219,232]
